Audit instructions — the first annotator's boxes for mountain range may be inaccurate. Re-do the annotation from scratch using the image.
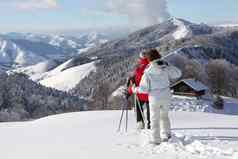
[8,18,238,93]
[1,17,238,114]
[0,32,108,71]
[70,18,238,109]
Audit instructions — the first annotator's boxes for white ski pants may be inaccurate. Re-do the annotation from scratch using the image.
[149,98,171,143]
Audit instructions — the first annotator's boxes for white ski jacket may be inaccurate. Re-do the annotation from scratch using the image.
[135,60,182,101]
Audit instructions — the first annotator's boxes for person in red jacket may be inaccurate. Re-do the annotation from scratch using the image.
[127,52,151,129]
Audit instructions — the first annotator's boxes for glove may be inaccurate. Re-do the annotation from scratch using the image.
[157,60,169,66]
[131,85,137,93]
[157,60,169,70]
[126,76,135,87]
[123,88,131,99]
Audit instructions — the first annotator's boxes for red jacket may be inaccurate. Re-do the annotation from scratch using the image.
[128,57,149,102]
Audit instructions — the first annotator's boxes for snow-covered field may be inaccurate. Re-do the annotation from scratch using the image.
[1,111,238,159]
[171,95,238,115]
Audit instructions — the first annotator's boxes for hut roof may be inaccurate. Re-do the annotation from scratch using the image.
[171,79,208,91]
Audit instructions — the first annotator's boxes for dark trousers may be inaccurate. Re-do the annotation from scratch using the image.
[136,101,151,129]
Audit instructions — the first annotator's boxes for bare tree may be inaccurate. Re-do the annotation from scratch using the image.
[206,60,228,95]
[91,82,111,110]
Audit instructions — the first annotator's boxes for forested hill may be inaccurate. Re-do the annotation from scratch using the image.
[0,73,87,122]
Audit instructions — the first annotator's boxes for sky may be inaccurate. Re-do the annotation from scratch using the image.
[0,0,238,33]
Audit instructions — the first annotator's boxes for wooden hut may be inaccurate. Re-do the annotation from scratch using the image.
[171,79,208,97]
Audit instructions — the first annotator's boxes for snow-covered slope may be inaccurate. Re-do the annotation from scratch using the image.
[12,60,59,76]
[172,18,190,40]
[0,111,237,159]
[28,59,73,81]
[39,61,96,91]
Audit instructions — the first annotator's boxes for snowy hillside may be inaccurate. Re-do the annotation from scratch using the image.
[172,18,190,40]
[0,38,46,67]
[12,60,59,76]
[24,59,74,81]
[0,111,238,159]
[39,61,97,91]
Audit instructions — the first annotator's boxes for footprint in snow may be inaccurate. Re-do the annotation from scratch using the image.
[138,131,236,158]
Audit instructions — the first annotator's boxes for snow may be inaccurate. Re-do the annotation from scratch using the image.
[67,39,77,48]
[12,60,58,77]
[30,59,73,81]
[48,35,78,48]
[171,95,238,115]
[49,35,65,47]
[172,18,190,40]
[111,85,238,115]
[217,24,238,28]
[0,39,46,66]
[217,97,238,115]
[78,47,92,54]
[170,95,210,112]
[183,79,208,91]
[0,111,238,159]
[39,61,96,91]
[0,32,109,71]
[46,59,73,75]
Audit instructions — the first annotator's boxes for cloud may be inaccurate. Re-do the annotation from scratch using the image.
[106,0,170,27]
[18,0,57,10]
[0,0,58,11]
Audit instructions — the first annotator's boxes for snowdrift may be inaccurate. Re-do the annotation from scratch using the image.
[0,111,238,159]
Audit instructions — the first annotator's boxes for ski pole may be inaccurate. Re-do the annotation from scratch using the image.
[117,98,130,132]
[117,104,125,132]
[125,102,128,132]
[135,94,147,129]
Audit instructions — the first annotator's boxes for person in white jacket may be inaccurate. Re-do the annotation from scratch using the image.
[132,49,182,145]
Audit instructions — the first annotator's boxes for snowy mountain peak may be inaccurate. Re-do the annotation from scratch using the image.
[169,17,192,25]
[88,32,99,41]
[170,18,190,40]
